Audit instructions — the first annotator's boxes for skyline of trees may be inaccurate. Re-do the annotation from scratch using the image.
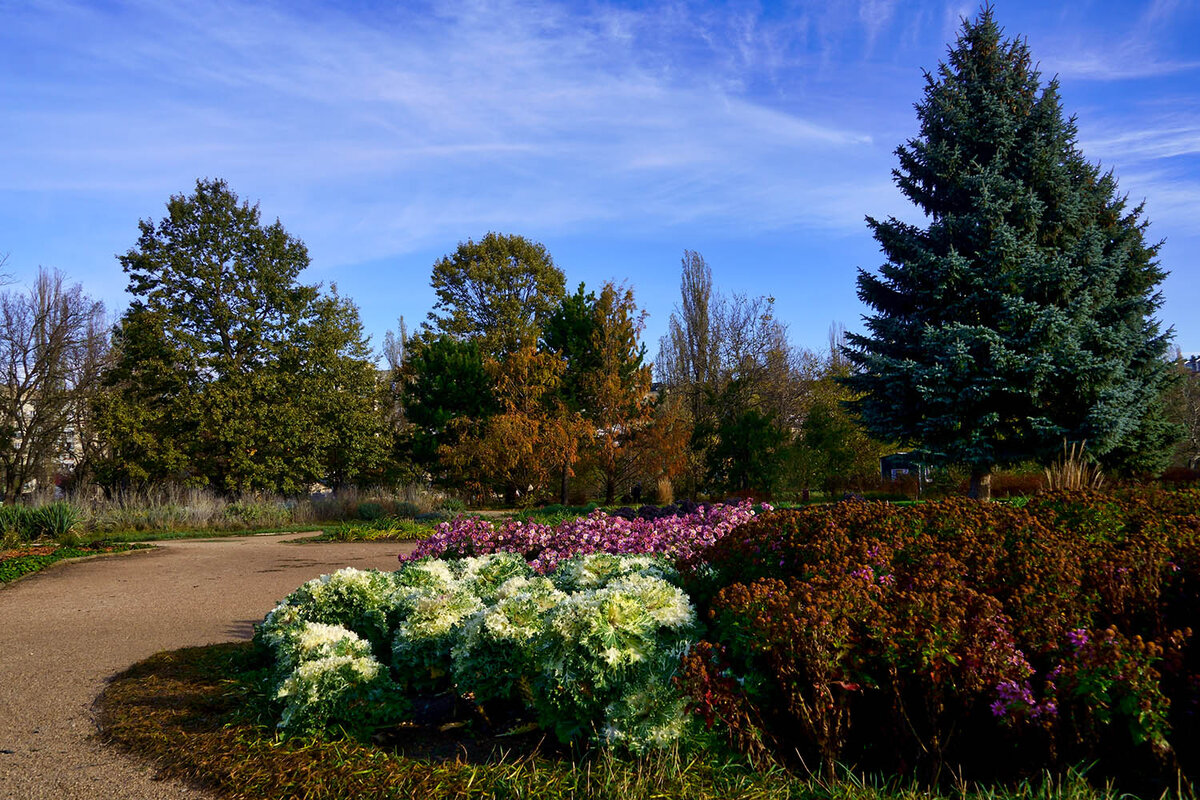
[2,9,1193,503]
[1,222,1192,504]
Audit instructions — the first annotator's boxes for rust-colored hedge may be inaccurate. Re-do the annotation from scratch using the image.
[680,492,1200,788]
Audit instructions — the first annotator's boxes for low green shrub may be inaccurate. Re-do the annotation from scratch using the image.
[440,498,467,513]
[356,501,386,521]
[225,500,290,529]
[393,502,421,519]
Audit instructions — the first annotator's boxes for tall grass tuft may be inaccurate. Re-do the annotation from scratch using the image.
[1044,440,1105,491]
[0,504,34,545]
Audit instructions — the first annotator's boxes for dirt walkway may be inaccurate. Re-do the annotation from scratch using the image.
[0,533,416,799]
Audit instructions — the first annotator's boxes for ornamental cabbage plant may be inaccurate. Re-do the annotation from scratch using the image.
[259,553,703,751]
[260,567,403,659]
[451,575,566,704]
[275,648,404,738]
[532,565,700,749]
[390,553,534,690]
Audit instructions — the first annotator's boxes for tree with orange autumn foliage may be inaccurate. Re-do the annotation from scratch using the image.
[545,282,690,504]
[581,284,655,504]
[440,345,588,505]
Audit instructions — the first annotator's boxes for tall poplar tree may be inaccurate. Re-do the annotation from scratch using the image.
[844,9,1176,499]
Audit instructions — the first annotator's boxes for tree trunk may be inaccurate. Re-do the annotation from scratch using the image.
[560,463,569,505]
[504,484,517,507]
[605,476,616,506]
[968,469,992,501]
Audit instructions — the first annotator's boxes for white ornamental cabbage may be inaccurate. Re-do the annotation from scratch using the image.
[275,651,393,736]
[451,576,566,702]
[454,552,534,603]
[533,570,700,749]
[269,622,375,681]
[550,553,681,593]
[391,582,483,689]
[260,567,402,658]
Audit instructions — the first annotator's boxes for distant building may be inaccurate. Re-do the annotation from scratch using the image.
[1186,355,1200,376]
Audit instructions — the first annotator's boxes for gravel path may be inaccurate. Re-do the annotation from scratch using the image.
[0,533,416,799]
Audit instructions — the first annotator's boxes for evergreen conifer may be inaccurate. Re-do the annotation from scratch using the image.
[844,9,1176,498]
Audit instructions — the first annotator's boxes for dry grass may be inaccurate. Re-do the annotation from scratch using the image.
[1044,441,1105,492]
[59,485,455,536]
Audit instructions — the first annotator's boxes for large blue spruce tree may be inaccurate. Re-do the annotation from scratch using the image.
[844,9,1176,499]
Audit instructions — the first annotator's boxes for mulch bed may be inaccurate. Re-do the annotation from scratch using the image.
[0,542,130,561]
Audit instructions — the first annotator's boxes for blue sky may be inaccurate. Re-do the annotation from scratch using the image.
[3,0,1198,360]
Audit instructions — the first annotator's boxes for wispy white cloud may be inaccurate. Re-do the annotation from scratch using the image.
[1081,122,1200,163]
[1043,0,1200,80]
[2,0,1197,354]
[2,0,885,262]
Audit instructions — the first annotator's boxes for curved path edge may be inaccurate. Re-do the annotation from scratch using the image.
[0,532,415,800]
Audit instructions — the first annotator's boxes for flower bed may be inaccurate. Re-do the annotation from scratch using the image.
[0,541,148,584]
[678,491,1200,787]
[257,553,700,752]
[403,501,763,573]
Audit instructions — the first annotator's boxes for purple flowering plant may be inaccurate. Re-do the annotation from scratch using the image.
[401,501,765,574]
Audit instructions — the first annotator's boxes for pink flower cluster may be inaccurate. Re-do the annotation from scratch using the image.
[400,502,764,573]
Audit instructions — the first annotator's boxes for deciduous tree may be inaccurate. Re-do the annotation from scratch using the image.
[426,232,566,356]
[0,269,108,501]
[96,178,383,494]
[440,346,587,505]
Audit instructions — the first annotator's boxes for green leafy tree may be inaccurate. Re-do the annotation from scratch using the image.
[289,292,392,490]
[791,344,890,496]
[703,387,788,495]
[426,232,566,356]
[843,10,1176,499]
[96,178,384,494]
[398,334,498,486]
[93,309,197,490]
[543,283,600,415]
